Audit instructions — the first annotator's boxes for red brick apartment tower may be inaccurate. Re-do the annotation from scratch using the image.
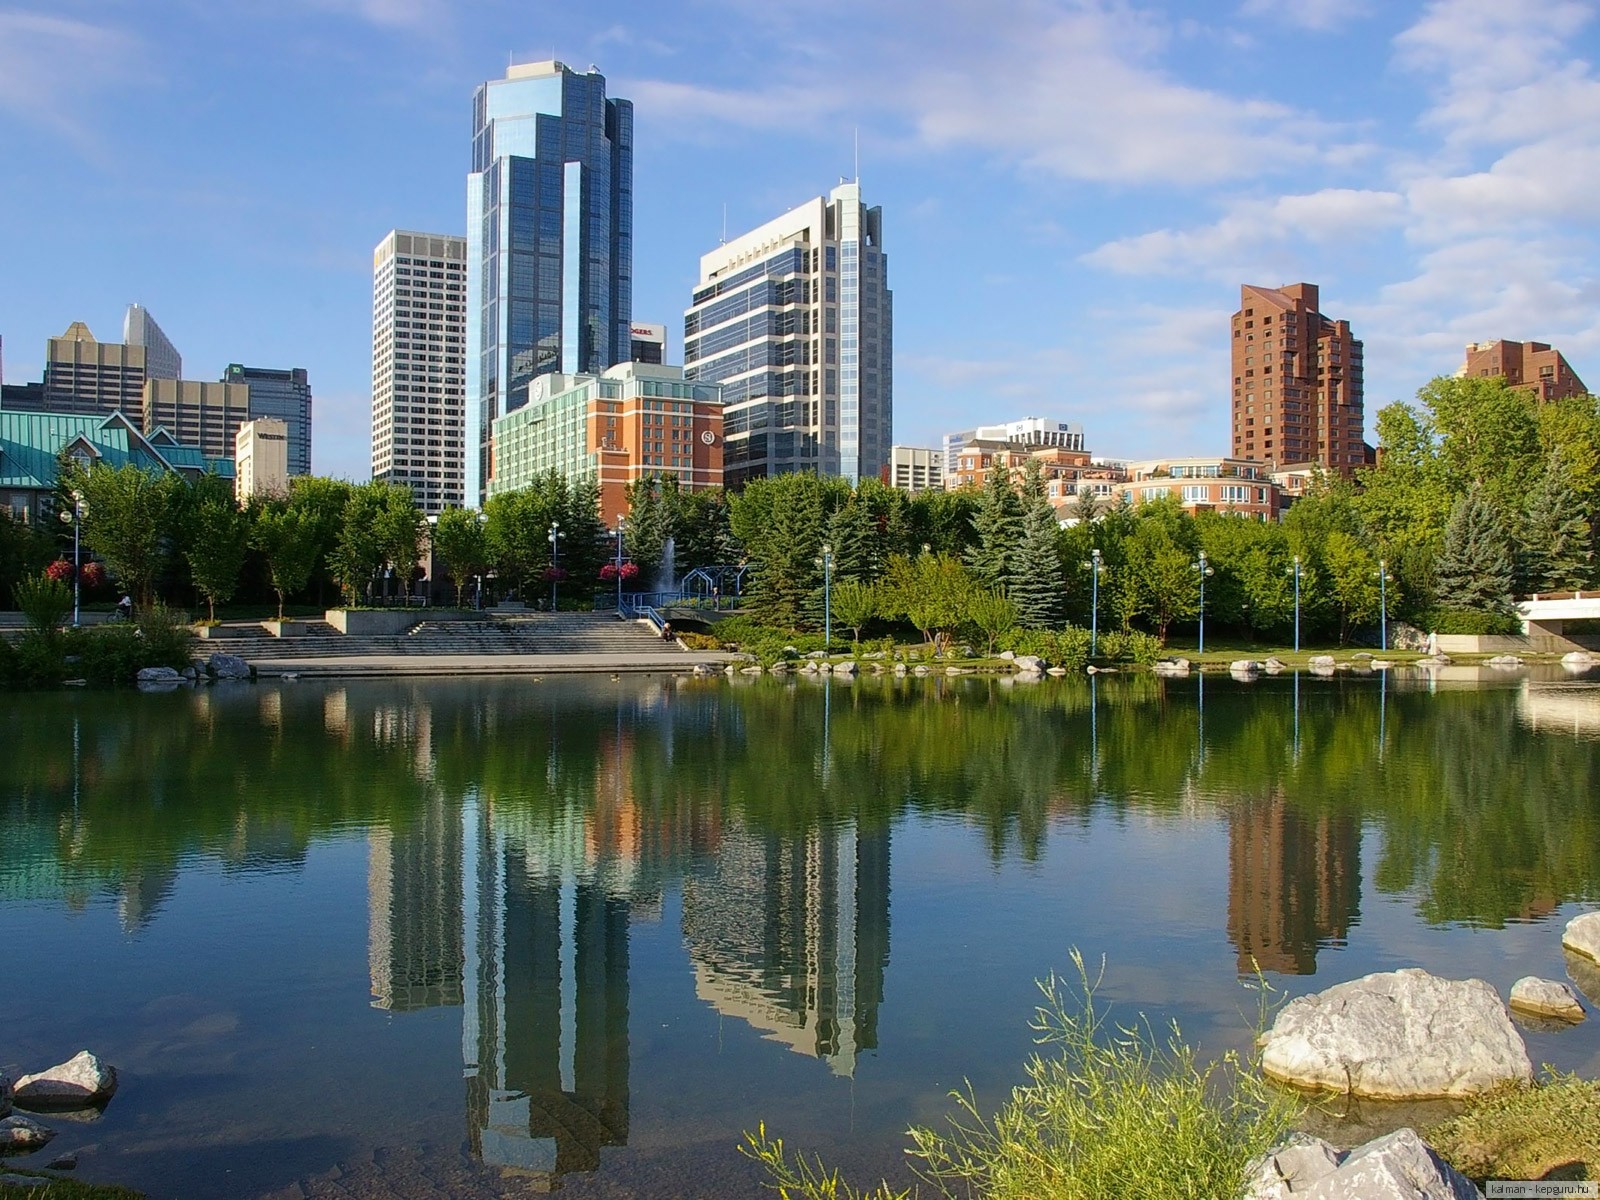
[1460,340,1588,402]
[1231,283,1365,475]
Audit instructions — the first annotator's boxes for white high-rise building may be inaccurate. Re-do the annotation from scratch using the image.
[372,230,467,513]
[942,417,1086,476]
[684,182,891,488]
[122,304,182,381]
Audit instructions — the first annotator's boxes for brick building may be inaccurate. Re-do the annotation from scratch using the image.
[1231,283,1366,475]
[1459,340,1587,402]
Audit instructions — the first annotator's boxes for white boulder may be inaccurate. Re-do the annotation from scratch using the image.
[1263,657,1287,674]
[1508,976,1586,1022]
[1259,969,1532,1099]
[1246,1128,1480,1200]
[1012,655,1045,673]
[1486,654,1524,669]
[998,650,1016,661]
[1231,660,1261,678]
[1563,910,1600,965]
[0,1114,56,1155]
[14,1051,118,1110]
[1309,655,1336,668]
[834,660,858,675]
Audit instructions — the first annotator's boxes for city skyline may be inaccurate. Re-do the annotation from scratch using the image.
[1,1,1597,481]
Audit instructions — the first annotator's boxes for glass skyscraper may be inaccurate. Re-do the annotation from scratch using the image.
[466,61,634,506]
[684,183,891,488]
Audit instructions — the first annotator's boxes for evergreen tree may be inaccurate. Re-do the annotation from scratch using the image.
[1521,453,1593,593]
[1010,500,1066,628]
[964,461,1023,592]
[826,497,874,584]
[1434,487,1515,616]
[624,477,672,587]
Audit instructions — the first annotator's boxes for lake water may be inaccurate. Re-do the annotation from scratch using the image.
[3,668,1599,1198]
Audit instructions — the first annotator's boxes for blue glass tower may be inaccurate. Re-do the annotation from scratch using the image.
[466,61,634,506]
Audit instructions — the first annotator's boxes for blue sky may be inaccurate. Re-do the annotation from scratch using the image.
[2,0,1597,480]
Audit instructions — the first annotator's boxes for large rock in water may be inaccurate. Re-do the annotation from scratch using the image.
[0,1073,10,1119]
[1246,1128,1480,1200]
[13,1051,118,1110]
[1509,976,1586,1022]
[0,1114,56,1155]
[207,652,251,680]
[1259,969,1531,1098]
[1564,910,1600,964]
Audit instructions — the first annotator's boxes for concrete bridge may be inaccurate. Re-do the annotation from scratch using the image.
[1517,591,1600,641]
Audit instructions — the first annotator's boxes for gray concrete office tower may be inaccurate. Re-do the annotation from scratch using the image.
[466,60,634,506]
[684,183,891,488]
[372,230,468,513]
[222,364,313,476]
[122,304,182,381]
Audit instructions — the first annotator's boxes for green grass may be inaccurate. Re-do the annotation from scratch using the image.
[1427,1072,1600,1183]
[0,1169,143,1199]
[744,952,1302,1200]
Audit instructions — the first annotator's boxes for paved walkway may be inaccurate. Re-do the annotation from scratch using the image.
[246,651,738,679]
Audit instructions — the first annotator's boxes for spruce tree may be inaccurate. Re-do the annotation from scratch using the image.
[1434,487,1515,615]
[1010,500,1066,628]
[1521,454,1593,593]
[964,461,1023,592]
[826,496,874,584]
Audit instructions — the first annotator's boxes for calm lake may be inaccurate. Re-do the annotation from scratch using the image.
[3,668,1599,1198]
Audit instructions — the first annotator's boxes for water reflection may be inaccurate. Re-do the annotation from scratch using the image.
[4,670,1600,1190]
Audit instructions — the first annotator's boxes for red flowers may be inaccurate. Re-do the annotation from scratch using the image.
[599,562,640,582]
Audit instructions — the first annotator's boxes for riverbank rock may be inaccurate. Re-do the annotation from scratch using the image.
[1309,654,1336,669]
[136,666,183,684]
[1259,969,1532,1099]
[1563,911,1600,964]
[1246,1128,1479,1200]
[1486,654,1524,669]
[1152,658,1190,675]
[14,1052,118,1110]
[0,1074,10,1119]
[0,1115,56,1155]
[1046,666,1068,677]
[1264,657,1287,674]
[1231,660,1261,679]
[1562,650,1597,669]
[1509,976,1586,1022]
[834,661,858,676]
[207,652,252,680]
[1012,655,1044,673]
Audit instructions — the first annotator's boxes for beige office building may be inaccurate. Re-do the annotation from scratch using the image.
[889,445,943,493]
[235,417,289,500]
[36,321,148,416]
[372,229,467,514]
[142,379,251,461]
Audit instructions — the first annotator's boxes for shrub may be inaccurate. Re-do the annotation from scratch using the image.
[745,952,1301,1200]
[14,629,66,687]
[1097,629,1129,663]
[1425,606,1523,636]
[678,631,722,651]
[135,603,196,670]
[1123,630,1163,665]
[0,634,18,685]
[15,572,72,634]
[70,626,148,686]
[997,626,1093,672]
[1427,1071,1600,1184]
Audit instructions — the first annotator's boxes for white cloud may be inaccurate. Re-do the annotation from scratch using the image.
[1238,0,1373,32]
[0,11,143,149]
[299,0,451,29]
[1083,189,1405,277]
[627,0,1346,186]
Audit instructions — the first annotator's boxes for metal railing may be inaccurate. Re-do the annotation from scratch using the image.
[598,590,741,617]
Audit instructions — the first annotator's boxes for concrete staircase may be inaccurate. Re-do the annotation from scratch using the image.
[199,612,674,662]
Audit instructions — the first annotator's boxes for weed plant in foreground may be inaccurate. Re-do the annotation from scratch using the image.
[744,951,1302,1200]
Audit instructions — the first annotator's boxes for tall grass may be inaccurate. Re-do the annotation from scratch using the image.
[745,951,1301,1200]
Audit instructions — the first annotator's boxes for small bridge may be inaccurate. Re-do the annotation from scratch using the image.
[1517,591,1600,640]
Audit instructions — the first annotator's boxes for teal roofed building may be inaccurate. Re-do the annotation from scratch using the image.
[0,408,233,522]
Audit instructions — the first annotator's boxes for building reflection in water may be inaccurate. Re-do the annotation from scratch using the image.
[1226,794,1361,975]
[682,816,891,1078]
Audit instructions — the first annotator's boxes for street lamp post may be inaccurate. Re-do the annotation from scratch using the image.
[1085,548,1103,658]
[817,542,834,649]
[1287,554,1303,653]
[615,515,626,615]
[58,492,82,627]
[547,521,563,611]
[1194,549,1214,654]
[1375,558,1391,651]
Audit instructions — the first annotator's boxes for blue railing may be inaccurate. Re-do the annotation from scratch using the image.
[597,590,740,617]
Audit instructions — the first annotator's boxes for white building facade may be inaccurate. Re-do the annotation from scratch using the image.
[371,230,468,514]
[684,182,891,488]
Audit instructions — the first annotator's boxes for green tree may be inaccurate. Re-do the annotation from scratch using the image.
[1123,519,1197,644]
[1,512,54,608]
[965,587,1019,655]
[431,507,489,607]
[907,487,979,558]
[70,462,182,606]
[1522,452,1593,593]
[288,476,353,606]
[1010,500,1065,629]
[252,505,320,619]
[1422,375,1543,515]
[965,461,1023,592]
[1435,487,1515,617]
[483,482,563,601]
[185,494,251,621]
[830,579,879,645]
[624,475,675,588]
[1321,529,1381,645]
[559,476,609,596]
[885,552,973,653]
[826,496,876,585]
